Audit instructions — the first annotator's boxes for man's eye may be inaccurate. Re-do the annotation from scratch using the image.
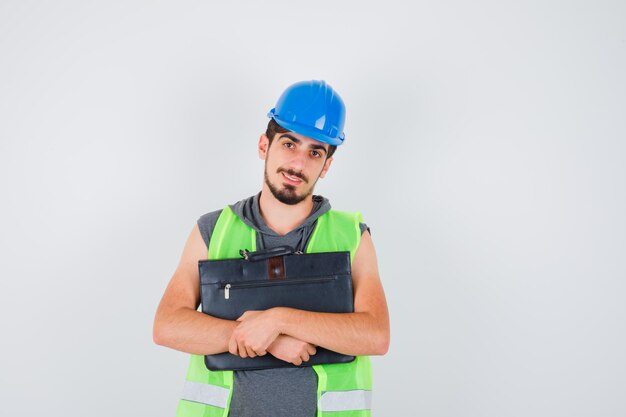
[284,142,295,149]
[311,151,321,158]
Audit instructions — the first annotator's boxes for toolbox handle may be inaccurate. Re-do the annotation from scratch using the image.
[239,245,295,262]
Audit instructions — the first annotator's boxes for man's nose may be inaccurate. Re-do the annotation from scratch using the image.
[289,150,307,171]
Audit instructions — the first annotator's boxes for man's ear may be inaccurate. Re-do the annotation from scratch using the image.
[258,134,270,160]
[319,156,333,179]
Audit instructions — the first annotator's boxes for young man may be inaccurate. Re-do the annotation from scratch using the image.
[154,80,390,417]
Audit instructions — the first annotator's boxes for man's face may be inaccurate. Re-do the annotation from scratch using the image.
[259,131,333,205]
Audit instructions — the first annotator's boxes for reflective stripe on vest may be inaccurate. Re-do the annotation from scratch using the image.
[181,381,230,409]
[177,206,372,417]
[319,390,373,412]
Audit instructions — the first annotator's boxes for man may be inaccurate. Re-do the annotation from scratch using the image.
[154,80,390,417]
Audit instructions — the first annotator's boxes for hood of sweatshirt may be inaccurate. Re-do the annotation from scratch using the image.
[229,192,331,251]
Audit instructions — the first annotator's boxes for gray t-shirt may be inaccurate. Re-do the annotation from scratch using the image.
[197,193,367,417]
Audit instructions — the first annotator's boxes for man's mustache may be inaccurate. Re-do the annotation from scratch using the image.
[278,168,308,183]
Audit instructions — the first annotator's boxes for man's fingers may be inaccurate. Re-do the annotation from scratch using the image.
[238,341,248,358]
[301,352,310,363]
[307,345,317,356]
[246,346,257,358]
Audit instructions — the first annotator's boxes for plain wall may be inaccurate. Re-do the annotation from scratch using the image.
[1,1,625,416]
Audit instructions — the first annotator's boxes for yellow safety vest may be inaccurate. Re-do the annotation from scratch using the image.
[176,207,373,417]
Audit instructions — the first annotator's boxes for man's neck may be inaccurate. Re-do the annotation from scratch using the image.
[258,186,314,236]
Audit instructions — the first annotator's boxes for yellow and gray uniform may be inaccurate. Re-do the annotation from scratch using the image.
[178,194,372,417]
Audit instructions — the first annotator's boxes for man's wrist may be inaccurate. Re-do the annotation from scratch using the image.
[270,306,289,335]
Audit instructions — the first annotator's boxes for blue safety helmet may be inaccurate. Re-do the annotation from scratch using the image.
[267,80,346,146]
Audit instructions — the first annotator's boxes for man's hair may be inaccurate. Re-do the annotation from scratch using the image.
[265,119,337,159]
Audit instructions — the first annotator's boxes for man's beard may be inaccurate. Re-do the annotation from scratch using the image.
[264,167,314,205]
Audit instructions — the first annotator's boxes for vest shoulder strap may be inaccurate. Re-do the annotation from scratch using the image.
[307,210,363,261]
[209,206,257,260]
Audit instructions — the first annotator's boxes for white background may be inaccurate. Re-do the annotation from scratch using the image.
[1,1,625,416]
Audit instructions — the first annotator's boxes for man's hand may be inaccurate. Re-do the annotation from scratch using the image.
[228,310,281,358]
[267,335,317,365]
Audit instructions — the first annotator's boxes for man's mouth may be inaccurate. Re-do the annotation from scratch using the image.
[281,171,304,185]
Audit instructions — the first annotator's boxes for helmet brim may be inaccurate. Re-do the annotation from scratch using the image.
[268,113,345,146]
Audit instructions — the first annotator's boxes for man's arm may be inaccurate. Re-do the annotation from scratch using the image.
[153,224,237,355]
[153,224,316,364]
[229,231,390,357]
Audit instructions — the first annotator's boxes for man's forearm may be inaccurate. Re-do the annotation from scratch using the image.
[274,307,390,356]
[153,307,237,355]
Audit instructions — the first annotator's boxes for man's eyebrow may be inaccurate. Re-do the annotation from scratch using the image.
[279,134,328,154]
[279,134,301,144]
